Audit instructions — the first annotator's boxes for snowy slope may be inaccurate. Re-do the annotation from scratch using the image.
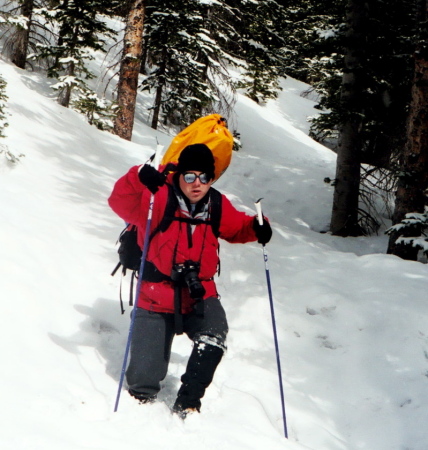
[1,53,428,450]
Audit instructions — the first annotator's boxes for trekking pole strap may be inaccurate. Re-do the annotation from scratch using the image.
[111,262,122,277]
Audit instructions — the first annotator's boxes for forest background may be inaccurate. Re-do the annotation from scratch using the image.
[2,0,428,260]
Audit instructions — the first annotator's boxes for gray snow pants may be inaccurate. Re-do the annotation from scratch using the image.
[126,297,228,402]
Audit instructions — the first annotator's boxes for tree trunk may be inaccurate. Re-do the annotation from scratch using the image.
[113,0,146,141]
[330,0,368,236]
[11,0,34,69]
[57,20,79,108]
[387,0,428,259]
[150,44,169,130]
[151,83,163,130]
[58,86,72,107]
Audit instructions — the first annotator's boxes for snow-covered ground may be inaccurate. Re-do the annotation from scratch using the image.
[1,36,428,450]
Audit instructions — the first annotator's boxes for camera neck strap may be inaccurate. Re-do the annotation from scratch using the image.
[174,283,184,335]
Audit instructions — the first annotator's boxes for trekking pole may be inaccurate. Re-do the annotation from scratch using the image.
[114,144,163,412]
[254,199,288,439]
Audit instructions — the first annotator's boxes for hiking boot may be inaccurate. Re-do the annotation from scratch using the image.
[128,389,157,405]
[138,396,156,405]
[172,404,200,420]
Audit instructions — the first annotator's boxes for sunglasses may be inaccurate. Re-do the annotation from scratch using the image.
[183,172,210,184]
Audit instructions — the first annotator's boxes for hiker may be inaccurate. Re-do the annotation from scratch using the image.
[108,144,272,418]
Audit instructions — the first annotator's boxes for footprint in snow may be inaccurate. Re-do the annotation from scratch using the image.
[317,335,339,350]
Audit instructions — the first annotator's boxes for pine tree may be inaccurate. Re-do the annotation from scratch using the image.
[142,0,239,129]
[277,0,346,82]
[310,0,416,167]
[233,0,287,103]
[71,90,118,131]
[302,0,419,235]
[329,0,368,237]
[0,0,53,70]
[386,211,428,259]
[10,0,33,69]
[387,0,428,259]
[141,0,195,129]
[37,0,115,107]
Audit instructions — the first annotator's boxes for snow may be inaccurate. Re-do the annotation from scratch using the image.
[1,42,428,450]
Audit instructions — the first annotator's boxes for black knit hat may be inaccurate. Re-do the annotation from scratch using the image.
[177,144,215,180]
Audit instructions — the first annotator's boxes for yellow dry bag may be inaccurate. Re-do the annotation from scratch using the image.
[161,114,234,181]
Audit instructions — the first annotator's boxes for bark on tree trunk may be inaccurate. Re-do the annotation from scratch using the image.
[113,0,146,141]
[387,0,428,259]
[330,0,368,236]
[11,0,34,69]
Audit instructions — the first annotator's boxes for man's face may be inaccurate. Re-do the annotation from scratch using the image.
[179,171,212,204]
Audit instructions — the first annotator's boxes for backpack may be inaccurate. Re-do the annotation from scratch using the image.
[111,186,222,314]
[160,114,234,181]
[114,224,141,274]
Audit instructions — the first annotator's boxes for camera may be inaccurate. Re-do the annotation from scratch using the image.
[171,260,206,300]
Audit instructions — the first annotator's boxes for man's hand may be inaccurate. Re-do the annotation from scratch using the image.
[253,216,272,245]
[138,164,166,194]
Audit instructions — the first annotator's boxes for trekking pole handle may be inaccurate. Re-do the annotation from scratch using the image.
[153,143,163,169]
[255,198,264,226]
[147,142,164,169]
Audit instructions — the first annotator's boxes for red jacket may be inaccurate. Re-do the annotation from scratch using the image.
[108,165,259,313]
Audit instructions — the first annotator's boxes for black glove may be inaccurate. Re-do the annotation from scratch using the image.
[138,164,166,194]
[253,216,272,245]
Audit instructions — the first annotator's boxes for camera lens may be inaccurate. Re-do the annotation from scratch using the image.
[182,262,205,299]
[184,270,205,299]
[171,261,205,300]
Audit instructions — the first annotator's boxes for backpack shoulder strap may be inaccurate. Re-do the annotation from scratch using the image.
[149,183,178,241]
[209,187,222,238]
